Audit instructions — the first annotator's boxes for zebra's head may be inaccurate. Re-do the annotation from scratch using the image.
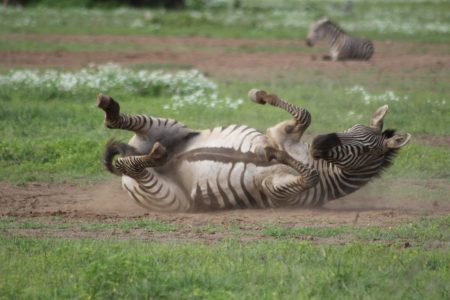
[310,105,411,171]
[306,17,342,47]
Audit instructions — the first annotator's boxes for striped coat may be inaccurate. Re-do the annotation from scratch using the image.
[99,90,410,212]
[306,17,374,61]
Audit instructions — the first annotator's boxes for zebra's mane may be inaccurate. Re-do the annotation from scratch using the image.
[320,18,346,34]
[379,128,399,172]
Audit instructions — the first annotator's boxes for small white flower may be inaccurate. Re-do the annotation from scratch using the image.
[0,64,244,111]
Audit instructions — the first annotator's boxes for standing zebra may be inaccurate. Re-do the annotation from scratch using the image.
[98,90,410,211]
[306,17,374,61]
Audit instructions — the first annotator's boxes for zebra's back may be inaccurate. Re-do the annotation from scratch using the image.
[340,37,374,60]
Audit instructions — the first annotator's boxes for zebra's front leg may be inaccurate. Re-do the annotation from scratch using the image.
[261,146,319,202]
[248,89,311,134]
[261,165,319,205]
[114,142,168,177]
[264,146,319,188]
[97,94,151,133]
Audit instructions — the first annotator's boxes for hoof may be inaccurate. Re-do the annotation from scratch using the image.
[149,142,168,161]
[96,94,120,123]
[248,89,268,105]
[263,146,277,161]
[97,93,111,109]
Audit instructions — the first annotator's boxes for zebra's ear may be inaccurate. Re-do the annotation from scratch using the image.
[384,133,411,150]
[370,105,389,131]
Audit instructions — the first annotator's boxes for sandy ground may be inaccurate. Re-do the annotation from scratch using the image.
[0,33,449,236]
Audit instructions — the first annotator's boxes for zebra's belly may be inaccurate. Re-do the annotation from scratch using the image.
[184,125,267,153]
[180,160,275,209]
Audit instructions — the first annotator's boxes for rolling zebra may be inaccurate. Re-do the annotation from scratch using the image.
[98,90,410,211]
[306,17,374,61]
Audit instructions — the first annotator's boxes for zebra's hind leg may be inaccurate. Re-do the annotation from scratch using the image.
[97,94,151,132]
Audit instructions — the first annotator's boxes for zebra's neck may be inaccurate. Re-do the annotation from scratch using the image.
[298,157,384,206]
[323,22,346,47]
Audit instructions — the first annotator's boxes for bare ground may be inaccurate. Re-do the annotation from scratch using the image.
[1,179,448,223]
[0,34,449,240]
[1,33,449,80]
[1,178,448,243]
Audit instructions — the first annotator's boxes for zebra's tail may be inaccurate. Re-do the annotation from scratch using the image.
[103,139,139,176]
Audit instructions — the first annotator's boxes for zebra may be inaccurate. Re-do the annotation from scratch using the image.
[97,90,410,211]
[306,17,374,61]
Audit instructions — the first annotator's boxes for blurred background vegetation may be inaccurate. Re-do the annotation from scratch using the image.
[6,0,201,9]
[1,0,386,10]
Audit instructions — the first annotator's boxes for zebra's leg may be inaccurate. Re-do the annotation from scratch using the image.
[329,47,341,61]
[262,147,319,201]
[260,147,319,201]
[264,146,318,183]
[114,142,168,177]
[97,93,151,132]
[248,89,311,133]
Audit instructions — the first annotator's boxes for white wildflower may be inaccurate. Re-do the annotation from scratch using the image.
[0,63,243,111]
[346,85,408,104]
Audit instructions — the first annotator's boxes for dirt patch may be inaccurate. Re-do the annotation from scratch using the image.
[1,34,449,80]
[1,180,448,227]
[412,134,450,147]
[1,179,448,244]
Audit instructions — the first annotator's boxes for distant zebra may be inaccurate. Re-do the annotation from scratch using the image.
[306,17,374,61]
[98,90,410,211]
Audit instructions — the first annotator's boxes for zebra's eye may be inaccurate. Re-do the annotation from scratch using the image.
[374,148,384,156]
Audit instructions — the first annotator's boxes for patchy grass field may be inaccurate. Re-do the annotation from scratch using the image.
[0,1,449,299]
[1,216,449,299]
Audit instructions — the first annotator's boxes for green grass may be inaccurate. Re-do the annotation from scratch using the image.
[2,215,448,244]
[0,216,178,231]
[0,217,450,299]
[0,36,318,54]
[0,3,448,189]
[1,2,450,43]
[0,39,144,52]
[80,218,179,232]
[0,66,448,183]
[263,216,450,244]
